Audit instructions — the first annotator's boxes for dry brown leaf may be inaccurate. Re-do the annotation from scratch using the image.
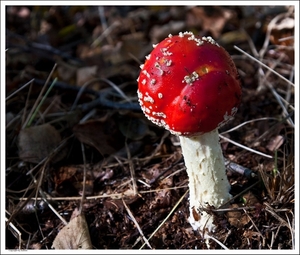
[270,17,294,46]
[52,212,93,249]
[54,165,114,196]
[150,177,173,210]
[113,32,148,64]
[77,33,147,72]
[73,119,123,156]
[187,6,235,38]
[269,13,294,64]
[243,230,262,241]
[242,191,259,205]
[227,204,250,228]
[118,117,155,140]
[54,165,94,196]
[18,123,64,163]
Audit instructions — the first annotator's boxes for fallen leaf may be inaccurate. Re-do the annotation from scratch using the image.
[18,123,64,163]
[186,6,235,38]
[117,117,155,140]
[227,204,250,228]
[242,191,259,205]
[54,165,114,196]
[73,118,123,156]
[52,211,93,249]
[269,14,294,63]
[243,230,262,241]
[150,177,173,210]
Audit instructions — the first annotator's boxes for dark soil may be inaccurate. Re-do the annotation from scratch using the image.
[4,5,295,250]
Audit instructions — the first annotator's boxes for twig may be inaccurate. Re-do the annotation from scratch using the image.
[42,197,68,226]
[234,46,294,87]
[263,202,292,230]
[6,30,83,64]
[70,78,103,111]
[219,134,273,159]
[285,211,295,249]
[220,117,278,135]
[265,81,294,127]
[243,208,265,248]
[142,131,170,164]
[139,189,189,250]
[91,20,120,47]
[6,78,35,101]
[137,179,151,188]
[32,78,141,111]
[16,186,188,201]
[259,11,292,58]
[149,155,184,184]
[206,234,229,250]
[79,143,87,214]
[122,199,152,249]
[5,217,22,250]
[164,167,186,180]
[126,141,138,195]
[211,206,256,213]
[98,78,133,103]
[219,181,261,209]
[30,172,68,226]
[258,163,275,200]
[70,77,133,110]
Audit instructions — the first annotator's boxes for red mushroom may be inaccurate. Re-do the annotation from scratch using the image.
[137,31,242,233]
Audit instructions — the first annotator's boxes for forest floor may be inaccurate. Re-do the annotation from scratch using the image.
[4,5,296,251]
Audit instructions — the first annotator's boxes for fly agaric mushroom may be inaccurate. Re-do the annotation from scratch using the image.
[137,31,242,233]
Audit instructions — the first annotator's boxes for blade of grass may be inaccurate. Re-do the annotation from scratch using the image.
[22,63,57,128]
[26,78,57,127]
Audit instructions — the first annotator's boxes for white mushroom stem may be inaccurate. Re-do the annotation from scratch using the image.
[179,128,232,233]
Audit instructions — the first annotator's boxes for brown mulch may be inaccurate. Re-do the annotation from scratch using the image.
[5,5,295,250]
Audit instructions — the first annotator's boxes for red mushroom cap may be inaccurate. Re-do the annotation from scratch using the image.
[137,31,242,136]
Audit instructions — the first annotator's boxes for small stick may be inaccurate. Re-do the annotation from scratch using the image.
[263,202,291,229]
[16,185,189,201]
[206,234,229,250]
[126,141,138,196]
[122,199,152,249]
[5,217,22,250]
[6,78,35,101]
[79,143,87,214]
[219,134,273,159]
[234,46,294,87]
[139,189,189,250]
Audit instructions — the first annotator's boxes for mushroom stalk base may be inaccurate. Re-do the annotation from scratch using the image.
[179,129,232,233]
